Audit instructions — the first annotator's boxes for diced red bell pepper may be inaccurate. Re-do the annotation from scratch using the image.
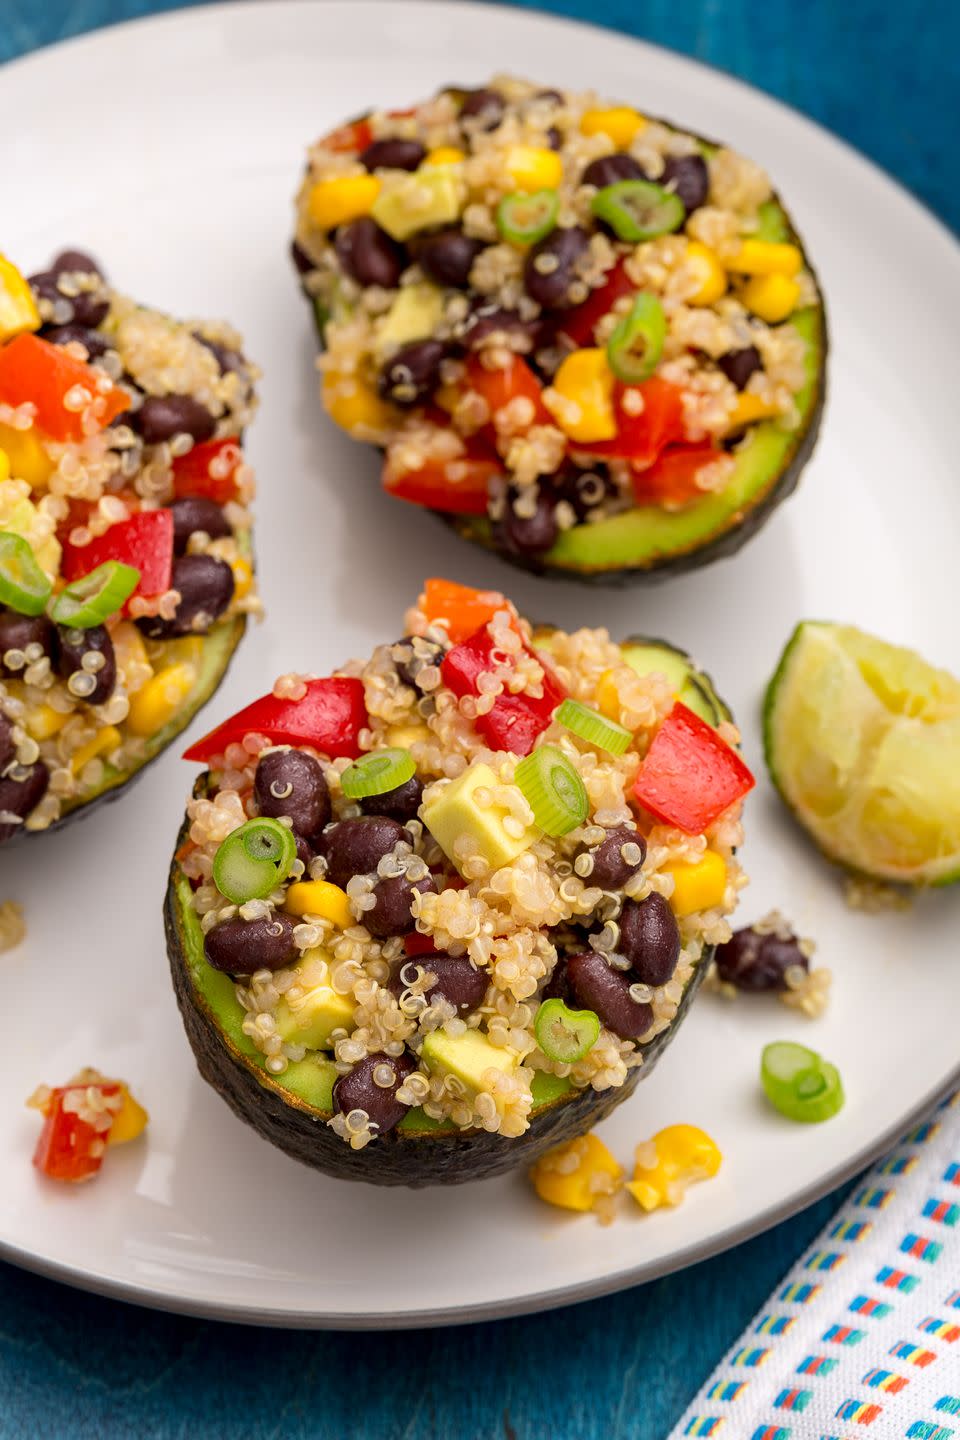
[33,1082,121,1183]
[321,118,374,153]
[631,442,725,507]
[62,509,174,609]
[382,445,501,515]
[577,376,686,466]
[172,438,244,504]
[464,354,551,435]
[183,677,368,763]
[420,578,510,643]
[632,701,755,834]
[441,621,566,756]
[0,333,129,442]
[404,931,440,958]
[558,259,636,348]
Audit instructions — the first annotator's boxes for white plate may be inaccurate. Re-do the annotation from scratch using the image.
[3,0,959,1330]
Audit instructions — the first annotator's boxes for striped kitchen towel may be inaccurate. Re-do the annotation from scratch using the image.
[670,1091,960,1439]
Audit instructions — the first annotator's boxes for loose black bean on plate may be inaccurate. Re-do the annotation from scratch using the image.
[254,748,331,839]
[333,1052,416,1135]
[204,913,298,976]
[714,923,809,992]
[56,623,116,705]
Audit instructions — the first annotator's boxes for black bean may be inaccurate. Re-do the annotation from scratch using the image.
[42,324,114,359]
[291,239,314,275]
[550,463,616,521]
[618,893,681,988]
[458,302,540,350]
[391,635,446,690]
[660,153,709,212]
[138,554,234,639]
[524,226,590,310]
[581,154,646,189]
[254,749,331,839]
[132,395,217,445]
[378,339,447,406]
[412,229,484,289]
[460,87,505,130]
[365,873,437,938]
[535,88,564,104]
[360,775,423,823]
[714,924,809,993]
[583,826,646,890]
[421,953,489,1012]
[717,344,762,391]
[540,956,573,1006]
[335,217,405,290]
[169,497,231,555]
[51,249,104,279]
[566,950,653,1040]
[204,913,297,976]
[0,610,56,678]
[320,816,410,888]
[493,486,558,559]
[333,1051,415,1135]
[0,712,14,772]
[361,138,426,172]
[293,832,316,870]
[546,126,562,150]
[56,624,115,705]
[0,760,49,845]
[194,333,245,376]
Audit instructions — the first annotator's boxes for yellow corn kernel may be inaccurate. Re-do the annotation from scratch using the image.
[664,850,727,917]
[728,240,802,277]
[70,725,122,776]
[284,880,353,928]
[25,704,69,742]
[626,1124,722,1212]
[386,721,430,749]
[0,254,41,343]
[595,669,622,722]
[504,145,563,193]
[126,661,197,737]
[307,174,381,231]
[544,348,616,443]
[579,106,646,147]
[322,369,396,436]
[0,422,54,489]
[423,146,465,167]
[685,242,727,306]
[738,272,801,323]
[0,449,8,484]
[231,555,254,599]
[726,392,782,431]
[107,1086,149,1146]
[530,1132,624,1213]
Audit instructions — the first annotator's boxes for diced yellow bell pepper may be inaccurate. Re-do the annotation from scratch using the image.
[664,850,727,916]
[285,880,353,928]
[107,1085,149,1145]
[544,348,617,443]
[726,392,781,430]
[738,272,801,323]
[386,721,431,749]
[0,255,41,343]
[126,661,196,737]
[504,145,563,193]
[307,174,381,231]
[579,106,646,147]
[728,240,802,277]
[25,704,69,742]
[530,1132,624,1213]
[231,555,254,599]
[685,242,727,306]
[423,146,465,167]
[322,369,396,436]
[70,725,122,776]
[0,422,54,489]
[626,1124,721,1211]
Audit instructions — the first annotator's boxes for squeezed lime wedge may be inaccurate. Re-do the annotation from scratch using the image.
[764,622,960,886]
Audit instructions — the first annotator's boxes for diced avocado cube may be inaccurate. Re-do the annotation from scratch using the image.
[421,1027,519,1100]
[421,761,537,873]
[375,283,445,358]
[273,948,355,1052]
[371,169,463,241]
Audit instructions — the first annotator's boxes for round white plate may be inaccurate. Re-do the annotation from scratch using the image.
[3,0,959,1330]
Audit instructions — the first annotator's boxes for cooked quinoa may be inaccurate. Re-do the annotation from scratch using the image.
[293,75,820,563]
[177,581,751,1148]
[0,249,260,844]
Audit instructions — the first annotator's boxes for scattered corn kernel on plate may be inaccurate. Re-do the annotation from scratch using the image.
[2,0,959,1327]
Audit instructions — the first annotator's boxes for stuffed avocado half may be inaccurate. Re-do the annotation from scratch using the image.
[0,249,260,845]
[293,76,826,584]
[165,579,754,1186]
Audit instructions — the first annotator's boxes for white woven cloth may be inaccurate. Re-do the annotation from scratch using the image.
[670,1091,960,1439]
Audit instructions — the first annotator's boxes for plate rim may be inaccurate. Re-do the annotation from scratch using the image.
[3,0,960,1330]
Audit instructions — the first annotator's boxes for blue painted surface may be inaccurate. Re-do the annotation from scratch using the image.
[0,2,954,1435]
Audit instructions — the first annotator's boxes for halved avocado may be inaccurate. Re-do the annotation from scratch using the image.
[163,637,729,1187]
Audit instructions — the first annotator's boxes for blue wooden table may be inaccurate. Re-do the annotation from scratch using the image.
[1,3,955,1435]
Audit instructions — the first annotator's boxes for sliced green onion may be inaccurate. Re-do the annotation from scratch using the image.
[515,744,588,836]
[341,747,416,799]
[760,1041,845,1124]
[496,188,559,246]
[591,180,685,243]
[556,698,632,756]
[0,532,52,617]
[606,293,666,384]
[213,818,297,903]
[50,560,140,628]
[534,998,600,1063]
